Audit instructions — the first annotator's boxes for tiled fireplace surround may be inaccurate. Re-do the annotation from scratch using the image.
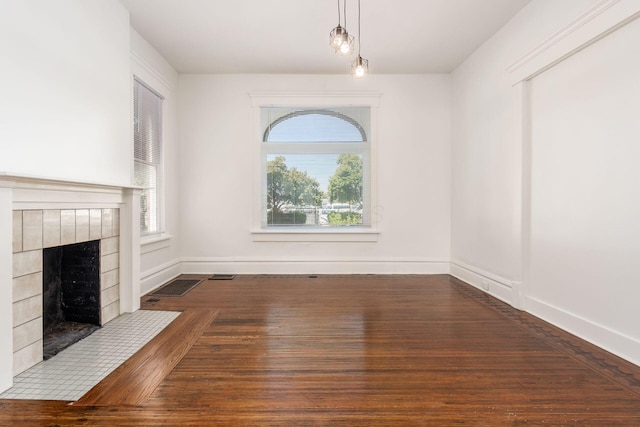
[0,174,141,392]
[13,208,120,374]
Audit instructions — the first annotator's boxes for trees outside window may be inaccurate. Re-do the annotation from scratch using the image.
[267,156,322,225]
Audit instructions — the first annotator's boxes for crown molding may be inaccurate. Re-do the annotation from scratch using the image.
[131,49,176,91]
[507,0,640,84]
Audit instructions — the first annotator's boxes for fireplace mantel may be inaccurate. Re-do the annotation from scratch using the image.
[0,173,142,393]
[0,172,139,208]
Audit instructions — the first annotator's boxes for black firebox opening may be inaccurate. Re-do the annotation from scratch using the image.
[42,240,101,359]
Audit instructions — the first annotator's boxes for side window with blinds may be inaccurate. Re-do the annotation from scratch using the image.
[133,78,163,236]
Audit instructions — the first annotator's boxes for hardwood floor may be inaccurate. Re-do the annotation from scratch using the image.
[1,274,639,425]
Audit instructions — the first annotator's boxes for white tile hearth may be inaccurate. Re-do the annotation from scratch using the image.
[0,310,180,401]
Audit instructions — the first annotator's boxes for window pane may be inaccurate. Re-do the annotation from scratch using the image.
[135,161,158,234]
[266,154,364,226]
[263,108,369,142]
[134,78,163,236]
[261,105,370,229]
[134,82,162,163]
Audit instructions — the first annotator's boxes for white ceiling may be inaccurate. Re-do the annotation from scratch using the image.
[119,0,531,74]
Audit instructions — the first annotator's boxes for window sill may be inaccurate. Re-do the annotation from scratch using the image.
[140,233,173,254]
[251,228,379,242]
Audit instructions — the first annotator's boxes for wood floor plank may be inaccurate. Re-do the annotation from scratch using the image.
[74,308,217,406]
[1,274,639,425]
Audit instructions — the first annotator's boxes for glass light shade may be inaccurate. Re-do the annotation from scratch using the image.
[351,55,368,78]
[329,25,347,48]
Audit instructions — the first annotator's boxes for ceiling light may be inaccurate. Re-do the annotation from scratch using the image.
[329,0,354,55]
[352,56,368,78]
[351,0,368,78]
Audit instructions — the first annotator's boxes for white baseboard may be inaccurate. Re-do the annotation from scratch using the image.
[140,259,182,295]
[450,259,520,308]
[525,296,640,367]
[451,259,640,366]
[180,257,451,275]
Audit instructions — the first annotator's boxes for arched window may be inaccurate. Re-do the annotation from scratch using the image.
[264,110,367,142]
[260,107,370,228]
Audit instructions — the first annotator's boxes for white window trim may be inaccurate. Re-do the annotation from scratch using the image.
[249,92,381,242]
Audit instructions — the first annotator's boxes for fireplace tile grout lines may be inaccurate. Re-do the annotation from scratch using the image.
[0,310,180,401]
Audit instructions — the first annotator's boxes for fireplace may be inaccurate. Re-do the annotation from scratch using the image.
[0,174,140,393]
[0,171,140,392]
[42,240,101,359]
[10,206,124,375]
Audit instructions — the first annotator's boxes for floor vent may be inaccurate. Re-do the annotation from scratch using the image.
[150,279,203,296]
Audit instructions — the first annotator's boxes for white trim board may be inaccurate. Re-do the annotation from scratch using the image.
[140,259,182,295]
[130,49,176,91]
[525,296,640,367]
[450,260,520,309]
[508,0,640,84]
[249,92,382,107]
[181,257,450,275]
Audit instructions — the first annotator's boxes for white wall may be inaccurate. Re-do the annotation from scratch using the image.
[528,16,640,364]
[0,0,131,186]
[130,30,182,294]
[0,0,131,392]
[451,0,640,365]
[450,0,599,293]
[178,74,451,274]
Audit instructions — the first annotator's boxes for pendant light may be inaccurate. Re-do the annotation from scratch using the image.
[329,0,354,55]
[351,0,368,77]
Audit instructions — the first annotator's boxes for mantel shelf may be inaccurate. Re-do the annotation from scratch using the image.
[0,172,140,191]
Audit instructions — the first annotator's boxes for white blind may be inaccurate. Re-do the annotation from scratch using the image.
[134,79,163,235]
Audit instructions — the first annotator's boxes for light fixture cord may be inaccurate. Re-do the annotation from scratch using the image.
[344,0,347,29]
[357,0,361,55]
[337,0,341,25]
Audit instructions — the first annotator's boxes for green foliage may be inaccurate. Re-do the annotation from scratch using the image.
[267,156,288,213]
[328,211,362,225]
[328,154,363,206]
[286,168,322,207]
[267,156,321,223]
[268,210,307,225]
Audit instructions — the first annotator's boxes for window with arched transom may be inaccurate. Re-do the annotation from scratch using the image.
[260,106,371,228]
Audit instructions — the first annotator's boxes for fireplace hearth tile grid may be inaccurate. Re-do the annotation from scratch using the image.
[0,310,180,401]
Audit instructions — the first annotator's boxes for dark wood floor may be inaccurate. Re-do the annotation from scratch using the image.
[1,274,639,426]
